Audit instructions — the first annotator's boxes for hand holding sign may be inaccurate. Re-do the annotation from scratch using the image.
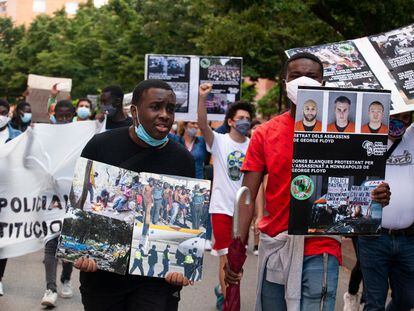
[74,256,98,272]
[165,272,193,286]
[199,83,212,100]
[50,83,59,98]
[371,182,391,206]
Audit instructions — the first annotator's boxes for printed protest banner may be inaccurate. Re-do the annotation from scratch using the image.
[0,121,102,259]
[26,74,72,123]
[289,86,390,235]
[286,23,414,115]
[57,157,211,279]
[145,54,243,121]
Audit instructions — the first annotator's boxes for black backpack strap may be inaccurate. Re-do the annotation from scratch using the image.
[386,138,402,159]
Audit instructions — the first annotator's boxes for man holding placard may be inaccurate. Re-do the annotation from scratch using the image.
[225,53,391,311]
[74,79,195,311]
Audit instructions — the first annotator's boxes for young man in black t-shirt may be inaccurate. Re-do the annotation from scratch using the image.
[75,79,195,311]
[98,85,133,130]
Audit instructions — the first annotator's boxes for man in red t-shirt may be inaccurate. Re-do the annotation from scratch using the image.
[224,52,391,310]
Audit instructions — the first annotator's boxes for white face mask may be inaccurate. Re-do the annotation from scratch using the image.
[0,115,10,129]
[286,76,322,105]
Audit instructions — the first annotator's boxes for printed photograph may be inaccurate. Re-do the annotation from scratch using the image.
[308,176,382,234]
[295,89,324,132]
[200,57,241,83]
[287,42,382,89]
[148,55,190,80]
[360,92,391,134]
[70,158,140,223]
[327,91,357,133]
[56,207,133,275]
[369,25,414,59]
[128,172,210,280]
[167,82,189,113]
[205,93,236,114]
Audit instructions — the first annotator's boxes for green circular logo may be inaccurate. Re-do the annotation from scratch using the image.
[338,43,355,55]
[200,58,210,69]
[291,175,314,200]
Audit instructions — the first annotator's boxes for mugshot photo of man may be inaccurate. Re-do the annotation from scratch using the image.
[361,101,388,134]
[327,95,355,133]
[295,99,322,132]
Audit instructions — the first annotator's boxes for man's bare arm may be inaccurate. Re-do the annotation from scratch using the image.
[239,171,265,244]
[197,83,215,149]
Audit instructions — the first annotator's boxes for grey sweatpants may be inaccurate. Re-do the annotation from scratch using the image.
[44,237,73,292]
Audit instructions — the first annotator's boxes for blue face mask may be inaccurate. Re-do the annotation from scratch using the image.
[21,113,32,123]
[77,107,91,120]
[389,118,407,139]
[135,114,169,147]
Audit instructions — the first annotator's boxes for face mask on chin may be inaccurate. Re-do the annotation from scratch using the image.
[133,108,169,147]
[286,76,322,105]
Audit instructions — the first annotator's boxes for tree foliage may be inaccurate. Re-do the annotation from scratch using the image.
[0,0,412,105]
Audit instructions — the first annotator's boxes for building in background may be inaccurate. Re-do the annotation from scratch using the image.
[0,0,107,25]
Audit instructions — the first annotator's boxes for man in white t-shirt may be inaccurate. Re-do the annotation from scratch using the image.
[358,111,414,310]
[197,83,253,310]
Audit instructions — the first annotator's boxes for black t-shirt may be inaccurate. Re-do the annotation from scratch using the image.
[79,127,195,294]
[105,116,133,130]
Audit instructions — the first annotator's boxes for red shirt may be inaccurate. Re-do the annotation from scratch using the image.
[242,112,342,264]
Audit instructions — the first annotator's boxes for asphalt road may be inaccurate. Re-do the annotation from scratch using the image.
[0,248,352,311]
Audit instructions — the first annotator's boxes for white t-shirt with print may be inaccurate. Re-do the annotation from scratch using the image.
[207,132,250,216]
[382,124,414,229]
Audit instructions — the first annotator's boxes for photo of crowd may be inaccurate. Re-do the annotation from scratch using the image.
[56,208,133,275]
[207,65,241,82]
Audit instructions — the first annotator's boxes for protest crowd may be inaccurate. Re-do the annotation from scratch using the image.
[0,10,413,311]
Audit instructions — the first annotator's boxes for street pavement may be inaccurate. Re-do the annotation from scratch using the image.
[0,246,354,311]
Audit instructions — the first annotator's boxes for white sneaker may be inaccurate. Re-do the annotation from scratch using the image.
[59,280,73,298]
[41,289,58,307]
[0,281,4,296]
[343,292,360,311]
[204,240,212,251]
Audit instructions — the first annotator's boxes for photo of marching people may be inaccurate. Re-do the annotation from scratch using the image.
[129,172,211,281]
[307,176,383,234]
[56,207,133,275]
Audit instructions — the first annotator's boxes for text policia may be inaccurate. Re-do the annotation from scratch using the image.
[0,195,67,239]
